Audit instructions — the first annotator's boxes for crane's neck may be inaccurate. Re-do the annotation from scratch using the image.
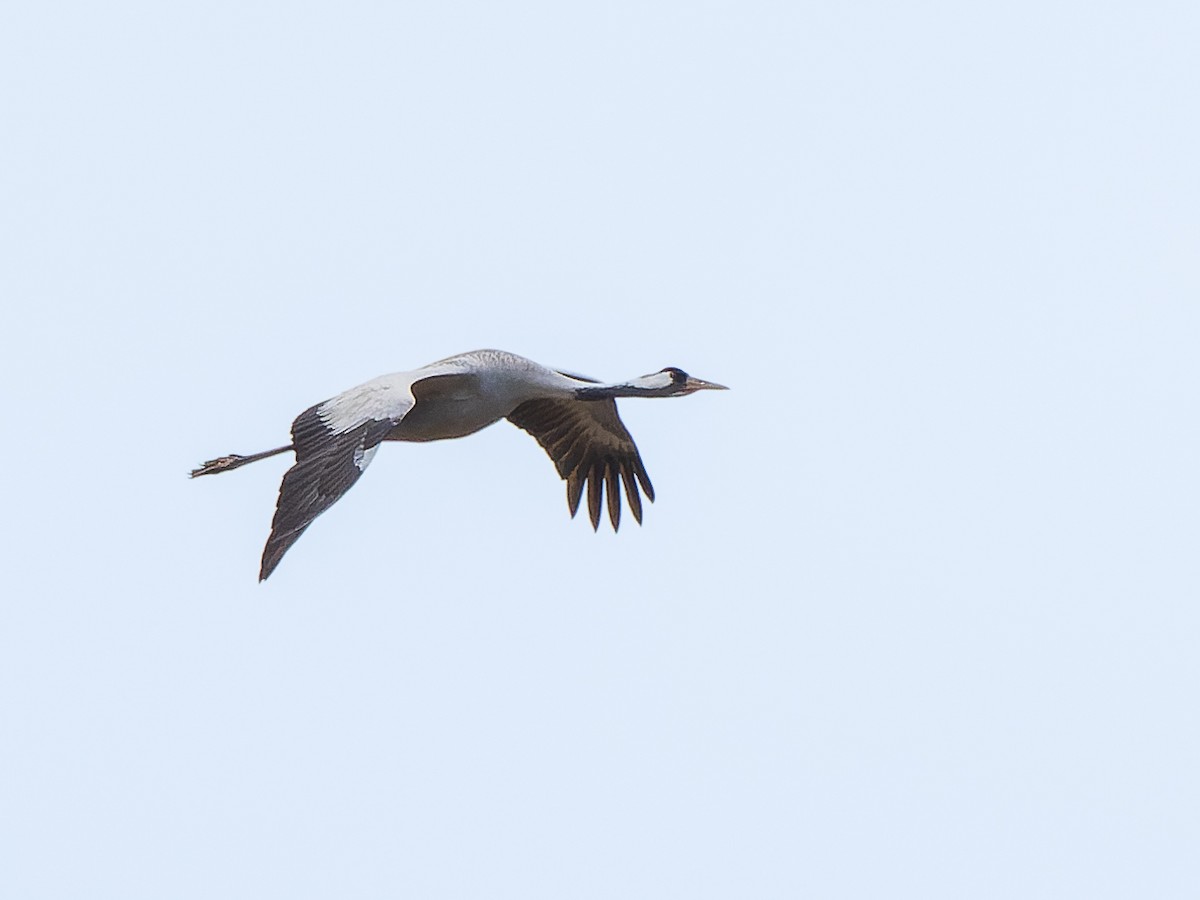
[572,371,678,400]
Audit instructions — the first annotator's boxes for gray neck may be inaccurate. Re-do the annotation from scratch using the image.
[572,371,677,400]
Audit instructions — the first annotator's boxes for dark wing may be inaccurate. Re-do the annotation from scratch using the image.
[507,397,655,531]
[259,405,393,581]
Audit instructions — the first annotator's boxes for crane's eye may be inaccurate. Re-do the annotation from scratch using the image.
[660,366,688,382]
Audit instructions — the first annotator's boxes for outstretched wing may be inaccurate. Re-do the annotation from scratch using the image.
[259,404,396,580]
[259,367,477,580]
[506,397,655,531]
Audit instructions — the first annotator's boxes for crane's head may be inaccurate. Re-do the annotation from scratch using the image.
[656,367,729,396]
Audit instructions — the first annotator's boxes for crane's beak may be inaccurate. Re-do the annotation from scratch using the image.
[683,376,729,394]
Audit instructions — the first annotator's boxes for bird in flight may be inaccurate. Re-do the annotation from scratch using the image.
[191,349,728,580]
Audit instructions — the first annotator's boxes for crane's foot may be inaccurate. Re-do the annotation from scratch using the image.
[189,454,247,478]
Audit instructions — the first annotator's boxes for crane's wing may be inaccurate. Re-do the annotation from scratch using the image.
[259,368,476,580]
[506,397,655,531]
[258,404,395,581]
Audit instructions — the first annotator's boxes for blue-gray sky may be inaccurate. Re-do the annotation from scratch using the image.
[2,1,1197,897]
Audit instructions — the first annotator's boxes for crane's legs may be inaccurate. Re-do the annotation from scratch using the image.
[190,445,292,478]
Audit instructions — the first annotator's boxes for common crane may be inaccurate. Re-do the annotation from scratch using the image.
[191,349,727,580]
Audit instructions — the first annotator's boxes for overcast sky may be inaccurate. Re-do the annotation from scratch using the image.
[2,1,1197,897]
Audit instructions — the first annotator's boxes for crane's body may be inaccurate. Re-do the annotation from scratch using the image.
[342,350,580,442]
[192,349,726,580]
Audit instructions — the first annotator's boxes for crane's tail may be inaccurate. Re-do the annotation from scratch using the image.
[189,445,293,478]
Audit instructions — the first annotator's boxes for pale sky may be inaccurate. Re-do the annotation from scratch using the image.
[2,1,1198,897]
